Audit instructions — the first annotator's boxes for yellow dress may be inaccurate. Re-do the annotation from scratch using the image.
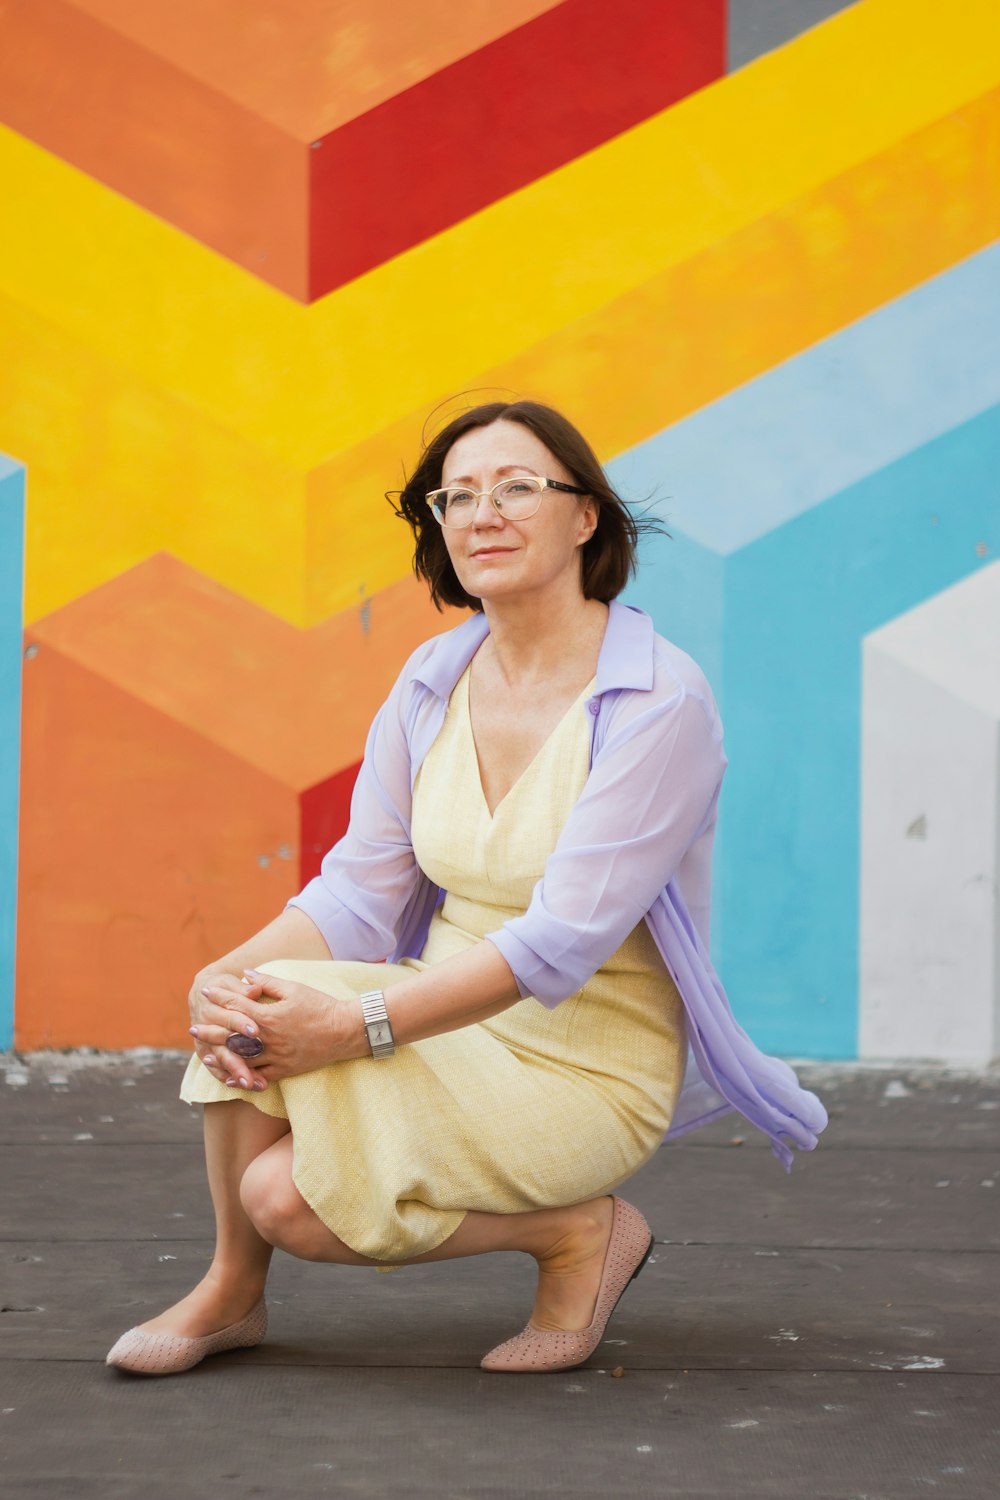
[180,663,687,1262]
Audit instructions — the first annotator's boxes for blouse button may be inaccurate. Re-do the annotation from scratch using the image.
[587,699,600,715]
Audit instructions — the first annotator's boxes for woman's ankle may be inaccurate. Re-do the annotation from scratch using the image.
[204,1259,267,1291]
[139,1279,265,1337]
[532,1197,613,1276]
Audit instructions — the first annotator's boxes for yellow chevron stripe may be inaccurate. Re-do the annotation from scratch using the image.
[2,0,997,476]
[295,80,1000,614]
[0,294,309,625]
[7,87,999,626]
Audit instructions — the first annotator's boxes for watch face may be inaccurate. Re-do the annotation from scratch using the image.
[371,1023,392,1046]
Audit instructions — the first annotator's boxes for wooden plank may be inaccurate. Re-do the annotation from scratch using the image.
[3,1057,998,1149]
[6,1133,996,1251]
[0,1364,997,1499]
[679,1063,1000,1151]
[0,1055,197,1144]
[2,1058,998,1498]
[3,1239,997,1375]
[629,1144,1000,1252]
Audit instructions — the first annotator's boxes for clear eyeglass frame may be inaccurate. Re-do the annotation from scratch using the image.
[426,475,588,528]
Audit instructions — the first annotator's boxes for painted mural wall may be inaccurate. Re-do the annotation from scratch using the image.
[1,0,997,1060]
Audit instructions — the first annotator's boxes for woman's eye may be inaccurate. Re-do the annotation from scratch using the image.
[448,491,475,506]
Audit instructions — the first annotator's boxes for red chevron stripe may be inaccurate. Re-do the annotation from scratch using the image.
[300,763,362,887]
[309,0,723,297]
[0,0,721,299]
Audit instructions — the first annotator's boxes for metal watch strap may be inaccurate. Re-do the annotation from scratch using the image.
[358,989,396,1059]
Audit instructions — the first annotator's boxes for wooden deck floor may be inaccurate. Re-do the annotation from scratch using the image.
[1,1053,997,1498]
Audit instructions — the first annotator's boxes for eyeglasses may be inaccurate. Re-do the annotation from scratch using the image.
[426,476,588,528]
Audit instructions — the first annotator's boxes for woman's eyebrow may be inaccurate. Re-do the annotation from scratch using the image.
[443,465,540,485]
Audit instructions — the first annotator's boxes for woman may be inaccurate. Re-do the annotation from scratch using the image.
[107,399,827,1377]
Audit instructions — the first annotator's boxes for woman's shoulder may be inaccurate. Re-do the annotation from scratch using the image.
[385,613,489,719]
[607,602,719,721]
[393,613,483,678]
[650,631,718,715]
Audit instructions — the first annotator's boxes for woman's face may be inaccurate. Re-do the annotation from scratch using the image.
[438,420,597,606]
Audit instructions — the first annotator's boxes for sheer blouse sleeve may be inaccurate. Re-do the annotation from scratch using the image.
[285,650,433,961]
[486,683,727,1006]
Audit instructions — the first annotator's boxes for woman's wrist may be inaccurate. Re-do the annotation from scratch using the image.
[331,997,370,1063]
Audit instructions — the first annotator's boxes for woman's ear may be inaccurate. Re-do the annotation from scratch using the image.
[577,496,598,545]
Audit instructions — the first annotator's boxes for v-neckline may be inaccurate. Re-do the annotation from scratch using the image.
[461,665,596,822]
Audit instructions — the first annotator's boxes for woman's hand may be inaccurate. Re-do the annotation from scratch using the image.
[187,968,267,1091]
[189,971,365,1090]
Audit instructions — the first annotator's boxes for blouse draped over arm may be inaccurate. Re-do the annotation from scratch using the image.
[287,602,827,1171]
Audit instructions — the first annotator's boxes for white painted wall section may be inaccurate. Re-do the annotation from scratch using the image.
[859,561,1000,1064]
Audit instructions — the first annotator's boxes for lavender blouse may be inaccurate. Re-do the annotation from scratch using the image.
[287,599,828,1170]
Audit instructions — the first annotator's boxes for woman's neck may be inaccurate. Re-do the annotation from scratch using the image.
[477,592,609,690]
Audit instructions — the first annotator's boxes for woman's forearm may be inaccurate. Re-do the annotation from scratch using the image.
[371,939,522,1050]
[195,933,523,1085]
[199,906,333,981]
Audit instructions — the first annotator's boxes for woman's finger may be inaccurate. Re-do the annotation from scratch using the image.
[208,974,285,1008]
[203,975,255,1002]
[189,1022,247,1048]
[208,1041,268,1092]
[197,998,259,1036]
[218,993,284,1026]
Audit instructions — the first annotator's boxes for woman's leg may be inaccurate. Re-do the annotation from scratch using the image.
[139,1101,291,1338]
[241,1135,616,1333]
[415,1197,618,1334]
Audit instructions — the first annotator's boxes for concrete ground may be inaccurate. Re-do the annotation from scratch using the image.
[0,1052,997,1499]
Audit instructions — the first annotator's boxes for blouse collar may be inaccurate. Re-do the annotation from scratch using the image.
[413,598,655,702]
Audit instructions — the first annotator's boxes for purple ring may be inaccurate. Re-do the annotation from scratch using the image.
[226,1032,264,1059]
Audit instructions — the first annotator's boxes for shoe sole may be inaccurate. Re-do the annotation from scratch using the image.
[578,1230,655,1369]
[487,1229,656,1375]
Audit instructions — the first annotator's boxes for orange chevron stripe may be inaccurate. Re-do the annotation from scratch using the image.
[0,0,721,296]
[5,0,997,470]
[29,553,463,785]
[7,89,997,629]
[18,554,465,1049]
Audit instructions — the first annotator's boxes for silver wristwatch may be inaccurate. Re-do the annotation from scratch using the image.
[358,989,396,1059]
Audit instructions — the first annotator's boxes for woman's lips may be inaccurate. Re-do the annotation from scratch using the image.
[470,547,515,557]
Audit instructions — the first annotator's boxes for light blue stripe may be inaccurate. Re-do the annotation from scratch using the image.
[628,527,726,700]
[610,241,1000,555]
[719,406,998,1056]
[0,455,25,1051]
[618,242,1000,1060]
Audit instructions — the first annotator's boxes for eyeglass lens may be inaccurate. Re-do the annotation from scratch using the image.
[431,477,543,526]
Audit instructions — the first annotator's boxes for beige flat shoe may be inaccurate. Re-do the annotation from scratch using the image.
[480,1197,654,1373]
[106,1300,267,1376]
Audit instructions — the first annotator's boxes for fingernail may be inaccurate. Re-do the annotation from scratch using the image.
[200,986,211,997]
[225,1078,237,1087]
[243,968,260,977]
[244,1023,257,1036]
[188,1026,199,1037]
[239,1077,249,1088]
[253,1080,266,1092]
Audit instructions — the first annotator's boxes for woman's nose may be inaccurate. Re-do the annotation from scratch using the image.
[472,491,502,525]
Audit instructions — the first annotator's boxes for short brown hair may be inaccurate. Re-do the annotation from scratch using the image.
[387,399,667,612]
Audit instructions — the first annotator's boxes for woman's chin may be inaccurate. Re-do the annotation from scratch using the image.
[466,578,527,606]
[457,567,522,601]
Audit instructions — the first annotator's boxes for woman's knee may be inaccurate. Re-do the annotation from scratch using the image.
[239,1154,303,1247]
